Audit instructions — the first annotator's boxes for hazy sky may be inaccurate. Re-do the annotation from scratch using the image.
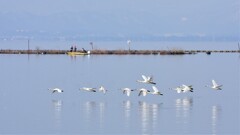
[0,0,239,39]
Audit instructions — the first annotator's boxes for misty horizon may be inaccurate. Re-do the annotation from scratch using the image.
[0,0,239,41]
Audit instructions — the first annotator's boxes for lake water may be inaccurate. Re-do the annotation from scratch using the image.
[0,42,239,134]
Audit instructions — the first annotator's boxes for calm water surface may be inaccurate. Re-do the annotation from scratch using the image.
[0,49,239,134]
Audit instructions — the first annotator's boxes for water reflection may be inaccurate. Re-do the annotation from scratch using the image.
[70,55,77,61]
[123,100,132,129]
[52,100,62,128]
[175,97,193,132]
[99,102,106,130]
[69,55,91,61]
[84,101,97,121]
[211,105,221,135]
[83,101,106,131]
[138,101,162,134]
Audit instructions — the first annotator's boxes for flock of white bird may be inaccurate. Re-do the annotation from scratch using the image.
[48,75,223,95]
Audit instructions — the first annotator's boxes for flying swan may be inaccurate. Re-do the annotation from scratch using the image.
[137,75,156,85]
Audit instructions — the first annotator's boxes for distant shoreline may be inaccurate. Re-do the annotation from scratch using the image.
[0,49,239,55]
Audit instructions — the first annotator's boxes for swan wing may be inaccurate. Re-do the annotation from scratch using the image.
[138,91,143,96]
[52,90,57,93]
[148,76,153,81]
[183,84,193,88]
[182,89,188,93]
[212,80,218,87]
[53,88,60,91]
[152,86,159,92]
[53,88,62,92]
[99,86,107,94]
[99,86,104,91]
[88,88,96,91]
[139,88,148,96]
[82,87,96,92]
[122,88,129,94]
[182,84,192,91]
[142,75,148,81]
[126,90,131,96]
[177,89,182,93]
[142,91,147,96]
[174,87,182,93]
[82,87,88,90]
[125,88,131,91]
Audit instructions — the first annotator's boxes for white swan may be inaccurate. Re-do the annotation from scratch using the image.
[181,84,193,93]
[49,88,63,93]
[99,86,107,94]
[170,86,183,93]
[138,88,150,96]
[206,80,223,90]
[151,86,163,95]
[80,87,97,92]
[122,88,135,96]
[137,75,156,85]
[170,85,193,93]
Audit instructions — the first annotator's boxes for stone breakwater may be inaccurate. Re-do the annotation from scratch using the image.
[0,49,239,55]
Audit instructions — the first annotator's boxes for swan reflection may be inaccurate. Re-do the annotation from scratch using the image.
[211,105,221,135]
[52,100,62,128]
[99,102,106,128]
[123,100,132,129]
[84,101,97,121]
[83,101,106,130]
[175,97,193,129]
[138,101,162,134]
